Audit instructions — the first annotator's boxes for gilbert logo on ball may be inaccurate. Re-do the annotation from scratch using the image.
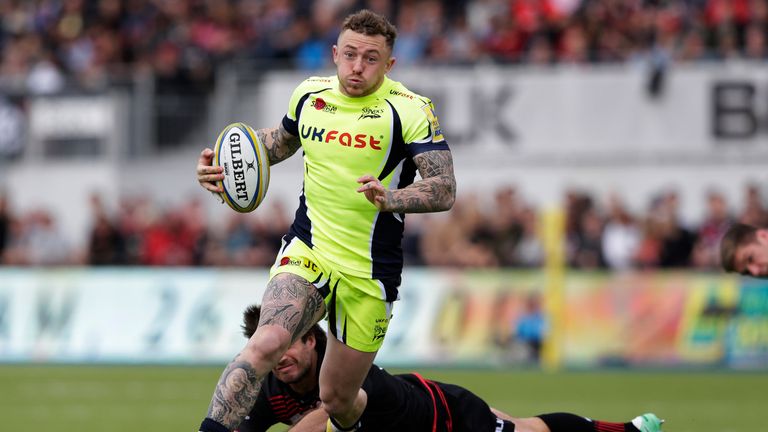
[213,122,270,213]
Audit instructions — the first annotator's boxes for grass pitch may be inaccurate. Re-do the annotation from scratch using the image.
[0,365,763,431]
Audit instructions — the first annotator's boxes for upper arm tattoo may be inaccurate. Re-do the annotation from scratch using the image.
[413,150,455,180]
[257,124,302,166]
[386,150,456,213]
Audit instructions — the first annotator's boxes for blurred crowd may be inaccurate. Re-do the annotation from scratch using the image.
[411,183,754,270]
[0,183,761,270]
[1,0,767,93]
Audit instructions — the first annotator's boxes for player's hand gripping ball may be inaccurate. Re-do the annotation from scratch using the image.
[213,122,270,213]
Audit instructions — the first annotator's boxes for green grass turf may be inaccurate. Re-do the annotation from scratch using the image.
[0,365,764,431]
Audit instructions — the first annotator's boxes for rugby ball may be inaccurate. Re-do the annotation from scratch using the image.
[213,122,270,213]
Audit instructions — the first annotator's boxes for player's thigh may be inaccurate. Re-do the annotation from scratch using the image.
[327,273,396,352]
[266,236,329,342]
[260,272,326,342]
[319,333,377,399]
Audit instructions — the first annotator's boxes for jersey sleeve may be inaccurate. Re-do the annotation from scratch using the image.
[282,76,334,137]
[401,98,450,157]
[281,84,305,136]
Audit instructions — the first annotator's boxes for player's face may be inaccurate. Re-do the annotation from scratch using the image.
[272,336,316,385]
[734,230,768,277]
[333,29,395,97]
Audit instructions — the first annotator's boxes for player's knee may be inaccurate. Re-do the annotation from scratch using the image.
[241,327,292,371]
[319,386,357,416]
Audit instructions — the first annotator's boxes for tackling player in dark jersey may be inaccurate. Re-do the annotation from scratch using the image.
[236,305,664,432]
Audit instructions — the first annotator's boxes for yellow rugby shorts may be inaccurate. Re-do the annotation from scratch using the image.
[269,235,397,352]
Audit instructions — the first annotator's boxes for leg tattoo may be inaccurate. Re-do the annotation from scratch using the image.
[260,273,326,342]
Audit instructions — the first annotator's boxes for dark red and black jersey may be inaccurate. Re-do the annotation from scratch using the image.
[360,367,507,432]
[237,365,509,432]
[235,373,321,432]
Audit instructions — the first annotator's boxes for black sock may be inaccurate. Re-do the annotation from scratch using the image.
[538,413,595,432]
[538,413,636,432]
[199,417,230,432]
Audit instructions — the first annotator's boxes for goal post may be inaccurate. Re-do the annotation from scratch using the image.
[541,206,566,371]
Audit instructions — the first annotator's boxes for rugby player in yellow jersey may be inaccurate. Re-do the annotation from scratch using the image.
[196,9,456,432]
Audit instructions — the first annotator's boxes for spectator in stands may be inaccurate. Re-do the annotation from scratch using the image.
[2,0,767,91]
[253,200,293,260]
[514,206,544,267]
[570,206,606,269]
[432,14,481,64]
[88,212,125,265]
[182,197,212,266]
[221,212,259,267]
[392,3,428,65]
[525,33,556,64]
[402,213,427,266]
[26,47,65,94]
[87,193,125,265]
[653,190,696,267]
[739,183,768,226]
[602,195,641,271]
[513,292,546,364]
[743,23,767,59]
[0,32,34,91]
[692,189,734,269]
[566,191,605,269]
[24,209,73,266]
[675,27,709,62]
[0,208,26,266]
[487,186,524,267]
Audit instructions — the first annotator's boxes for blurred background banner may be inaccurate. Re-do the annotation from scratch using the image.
[1,268,764,369]
[0,268,266,363]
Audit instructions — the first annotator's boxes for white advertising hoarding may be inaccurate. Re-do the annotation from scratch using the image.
[0,268,542,366]
[0,269,268,363]
[0,268,763,368]
[254,63,768,164]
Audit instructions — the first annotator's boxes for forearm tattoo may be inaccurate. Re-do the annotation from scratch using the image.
[208,360,262,429]
[257,124,302,166]
[206,274,325,429]
[388,150,456,213]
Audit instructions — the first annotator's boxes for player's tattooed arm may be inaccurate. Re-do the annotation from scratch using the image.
[257,124,302,166]
[357,150,456,213]
[207,360,262,430]
[400,150,456,212]
[206,274,325,430]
